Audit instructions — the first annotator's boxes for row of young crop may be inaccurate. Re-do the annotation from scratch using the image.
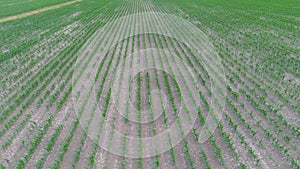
[163,12,248,168]
[54,0,298,168]
[120,7,211,169]
[185,0,298,140]
[218,44,299,142]
[222,51,299,167]
[173,3,300,167]
[209,24,300,168]
[217,9,299,113]
[72,1,209,168]
[3,0,188,168]
[57,3,138,168]
[144,17,177,167]
[167,0,299,116]
[0,0,125,168]
[143,10,196,168]
[154,2,299,168]
[0,0,104,63]
[0,1,112,113]
[0,2,113,152]
[47,1,135,166]
[2,0,298,168]
[144,8,245,168]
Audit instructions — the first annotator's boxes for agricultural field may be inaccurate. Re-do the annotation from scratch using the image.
[0,0,299,168]
[0,0,74,18]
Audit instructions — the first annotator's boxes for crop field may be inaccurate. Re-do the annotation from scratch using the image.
[0,0,75,18]
[0,0,299,168]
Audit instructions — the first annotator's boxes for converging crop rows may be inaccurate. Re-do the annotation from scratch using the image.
[0,0,299,168]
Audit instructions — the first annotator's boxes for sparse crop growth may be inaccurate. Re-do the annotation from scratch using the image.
[0,0,299,168]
